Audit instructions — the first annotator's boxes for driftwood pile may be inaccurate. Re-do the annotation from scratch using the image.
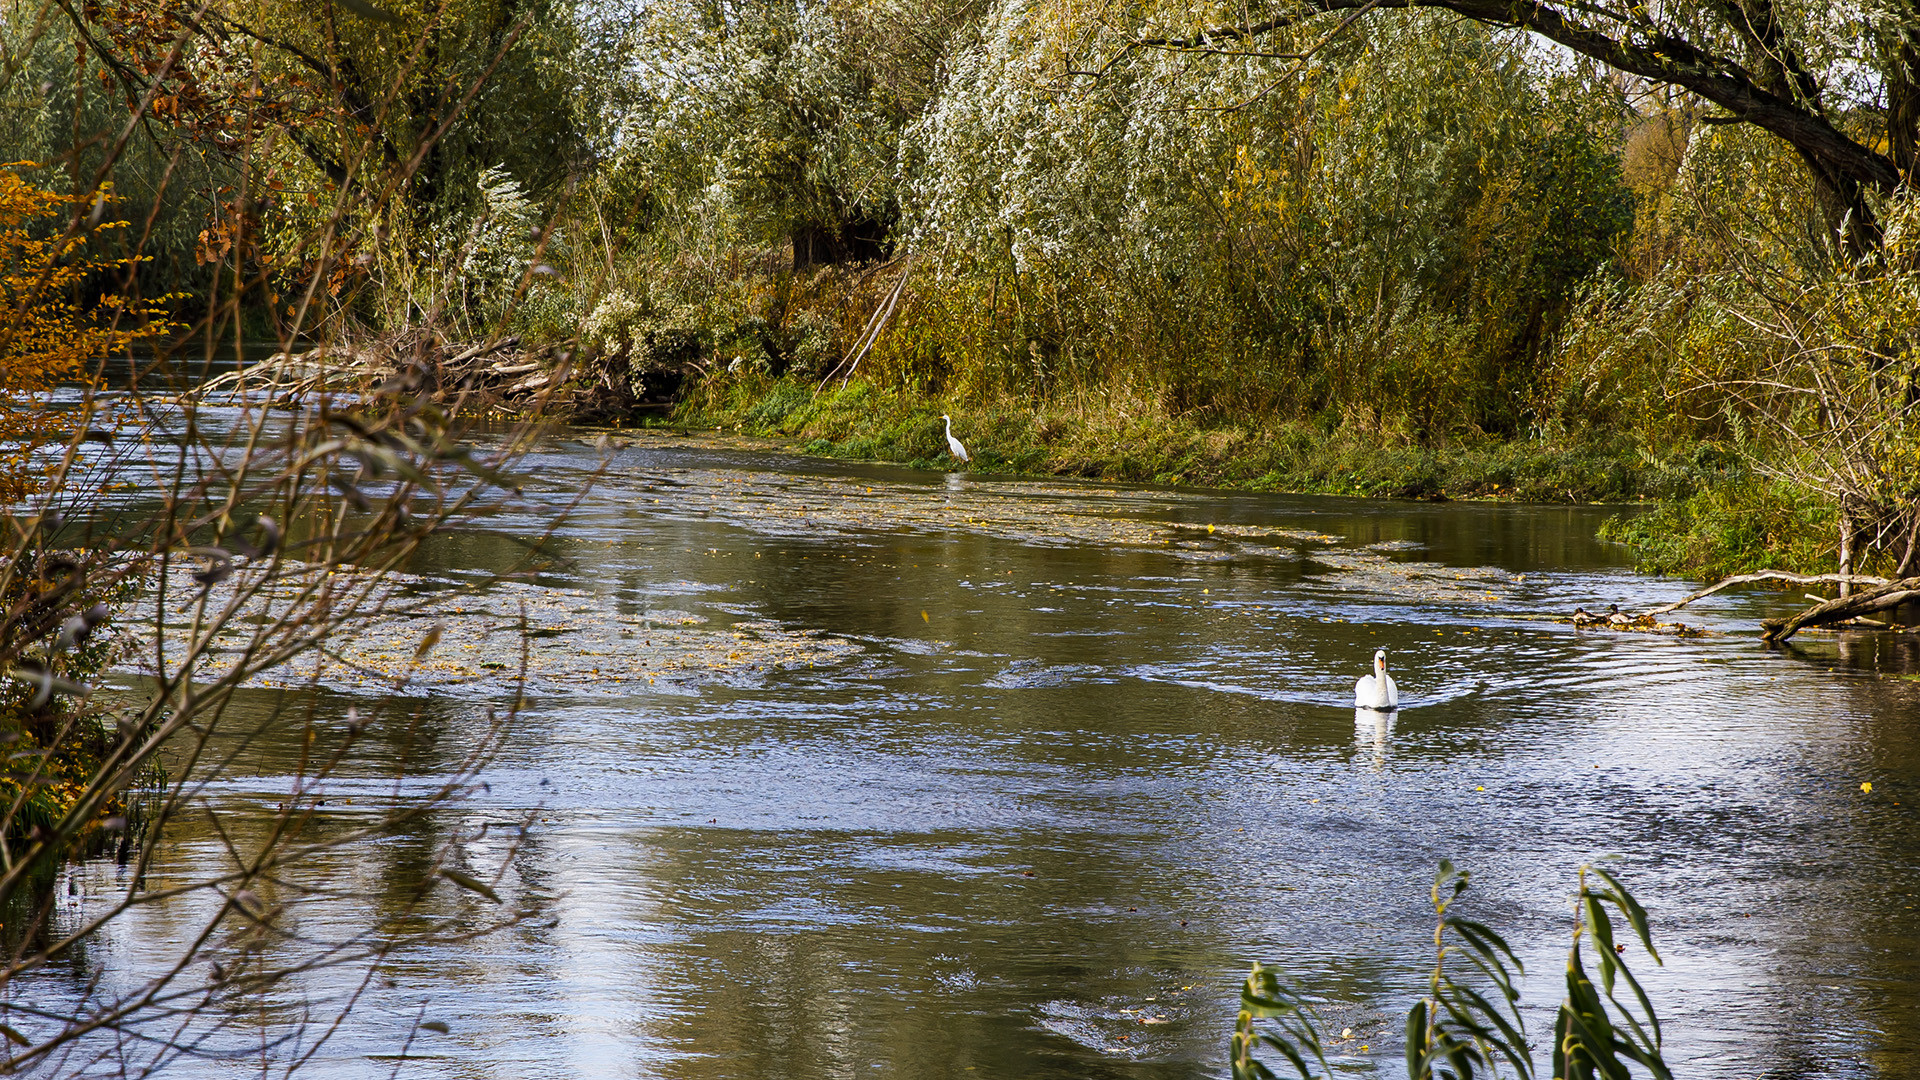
[190,334,576,411]
[1569,607,1705,636]
[1586,570,1920,644]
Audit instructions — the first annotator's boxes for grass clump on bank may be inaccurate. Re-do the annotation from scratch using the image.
[1596,475,1841,580]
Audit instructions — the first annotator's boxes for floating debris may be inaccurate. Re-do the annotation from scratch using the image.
[615,457,1333,558]
[606,438,1539,611]
[1569,606,1705,636]
[1309,547,1525,608]
[118,560,859,698]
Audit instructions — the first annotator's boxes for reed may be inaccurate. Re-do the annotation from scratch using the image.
[1232,862,1671,1080]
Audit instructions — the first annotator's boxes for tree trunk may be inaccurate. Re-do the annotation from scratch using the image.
[1900,509,1920,577]
[1839,507,1854,598]
[1891,40,1920,188]
[1762,577,1920,641]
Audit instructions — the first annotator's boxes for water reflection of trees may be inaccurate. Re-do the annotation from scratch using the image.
[1812,626,1920,677]
[28,686,534,1072]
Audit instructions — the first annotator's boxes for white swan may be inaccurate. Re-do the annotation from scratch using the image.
[1354,648,1399,710]
[941,414,970,463]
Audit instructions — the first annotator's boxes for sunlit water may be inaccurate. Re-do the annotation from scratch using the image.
[23,403,1920,1078]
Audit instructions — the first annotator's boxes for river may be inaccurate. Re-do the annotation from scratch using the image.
[29,416,1920,1078]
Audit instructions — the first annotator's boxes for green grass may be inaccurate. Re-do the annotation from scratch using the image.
[662,375,1849,579]
[673,375,1726,500]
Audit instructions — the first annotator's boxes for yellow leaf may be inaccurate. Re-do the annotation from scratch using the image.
[413,623,444,662]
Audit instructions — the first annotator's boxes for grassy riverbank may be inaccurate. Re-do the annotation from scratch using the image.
[664,376,1863,582]
[672,376,1730,503]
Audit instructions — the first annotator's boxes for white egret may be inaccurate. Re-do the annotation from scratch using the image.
[1354,648,1399,710]
[941,414,969,463]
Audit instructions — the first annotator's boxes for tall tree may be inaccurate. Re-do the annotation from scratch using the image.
[610,0,986,265]
[1089,0,1912,258]
[68,0,588,210]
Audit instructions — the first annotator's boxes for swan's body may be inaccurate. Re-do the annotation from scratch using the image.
[941,414,969,463]
[1354,648,1399,710]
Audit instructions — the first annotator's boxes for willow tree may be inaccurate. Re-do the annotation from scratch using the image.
[909,7,1632,430]
[70,0,590,204]
[1033,0,1920,598]
[1087,0,1910,259]
[33,0,589,335]
[607,0,986,265]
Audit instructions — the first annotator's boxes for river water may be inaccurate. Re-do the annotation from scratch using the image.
[33,423,1920,1078]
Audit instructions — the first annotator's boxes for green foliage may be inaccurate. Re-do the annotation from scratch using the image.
[0,19,223,300]
[1565,169,1920,578]
[680,376,1709,501]
[1231,963,1328,1080]
[604,0,978,257]
[1554,866,1670,1080]
[556,0,1920,587]
[537,0,1912,586]
[580,10,1639,453]
[1233,862,1670,1080]
[365,163,556,337]
[1406,863,1532,1080]
[1599,473,1839,579]
[20,0,1904,585]
[215,0,592,204]
[2,0,595,335]
[286,0,592,332]
[898,13,1633,435]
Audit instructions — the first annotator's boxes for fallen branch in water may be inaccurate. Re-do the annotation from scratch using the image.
[1643,571,1892,616]
[1761,576,1920,642]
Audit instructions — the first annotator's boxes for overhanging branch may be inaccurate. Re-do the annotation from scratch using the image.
[1106,0,1899,200]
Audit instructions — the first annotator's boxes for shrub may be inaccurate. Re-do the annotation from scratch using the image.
[0,164,175,500]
